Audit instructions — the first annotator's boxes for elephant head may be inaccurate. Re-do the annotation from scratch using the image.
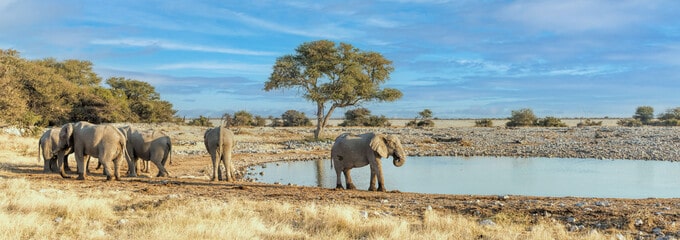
[57,123,74,152]
[369,134,406,167]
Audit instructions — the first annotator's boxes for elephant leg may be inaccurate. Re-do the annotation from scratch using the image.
[85,156,93,174]
[127,158,138,177]
[151,152,169,177]
[113,154,122,181]
[334,166,344,189]
[57,151,71,178]
[143,160,150,173]
[102,162,112,181]
[369,160,385,192]
[224,149,233,182]
[44,158,52,173]
[75,152,87,180]
[210,152,219,182]
[63,156,72,172]
[343,169,356,190]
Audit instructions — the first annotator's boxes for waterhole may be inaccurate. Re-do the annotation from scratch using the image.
[247,156,680,198]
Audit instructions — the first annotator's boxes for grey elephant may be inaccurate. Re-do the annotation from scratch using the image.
[55,121,128,181]
[204,126,235,182]
[118,126,172,177]
[38,127,72,173]
[330,132,406,192]
[39,127,96,173]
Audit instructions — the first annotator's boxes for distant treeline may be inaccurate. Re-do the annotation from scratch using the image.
[0,49,176,127]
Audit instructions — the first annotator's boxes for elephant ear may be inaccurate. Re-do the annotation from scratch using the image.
[59,124,73,148]
[369,134,389,158]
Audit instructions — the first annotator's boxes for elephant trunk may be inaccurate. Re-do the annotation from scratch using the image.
[393,157,405,167]
[392,149,406,167]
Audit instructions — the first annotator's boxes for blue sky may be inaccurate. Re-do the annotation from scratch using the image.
[1,0,679,119]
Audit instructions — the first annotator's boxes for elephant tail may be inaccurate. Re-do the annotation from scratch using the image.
[167,139,173,165]
[38,139,43,163]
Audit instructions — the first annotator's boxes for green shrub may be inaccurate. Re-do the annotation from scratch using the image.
[339,108,391,127]
[474,119,493,127]
[633,106,654,124]
[281,110,312,127]
[253,116,267,127]
[536,117,567,127]
[617,119,642,127]
[406,109,435,127]
[506,108,537,127]
[576,119,602,127]
[188,115,213,127]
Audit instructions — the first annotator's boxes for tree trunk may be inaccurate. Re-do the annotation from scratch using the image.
[314,102,338,140]
[314,102,324,140]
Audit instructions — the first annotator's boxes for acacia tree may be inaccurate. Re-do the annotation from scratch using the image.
[265,40,402,139]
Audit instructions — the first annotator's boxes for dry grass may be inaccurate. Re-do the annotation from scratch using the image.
[0,179,619,240]
[0,131,621,239]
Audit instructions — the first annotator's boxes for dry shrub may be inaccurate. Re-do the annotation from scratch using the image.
[460,139,473,147]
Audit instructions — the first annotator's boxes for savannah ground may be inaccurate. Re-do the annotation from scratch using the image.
[1,120,680,239]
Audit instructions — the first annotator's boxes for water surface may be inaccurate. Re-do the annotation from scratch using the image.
[247,157,680,198]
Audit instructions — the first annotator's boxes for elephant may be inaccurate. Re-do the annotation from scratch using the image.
[55,121,129,181]
[330,132,406,192]
[39,127,98,173]
[38,127,72,173]
[204,126,235,182]
[118,126,172,177]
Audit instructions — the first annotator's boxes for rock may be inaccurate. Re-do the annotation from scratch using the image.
[54,217,63,223]
[117,219,129,225]
[615,233,625,240]
[360,211,368,219]
[635,219,644,227]
[652,227,663,236]
[595,201,611,207]
[479,219,496,226]
[567,217,577,223]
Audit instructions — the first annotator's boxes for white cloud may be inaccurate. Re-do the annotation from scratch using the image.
[154,62,270,74]
[499,0,656,33]
[223,9,358,39]
[365,17,401,28]
[91,38,277,56]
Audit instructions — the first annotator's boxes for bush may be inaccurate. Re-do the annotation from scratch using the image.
[474,119,493,127]
[406,109,435,128]
[633,106,654,124]
[366,115,391,127]
[339,108,391,127]
[660,119,680,126]
[281,110,312,127]
[536,117,567,127]
[417,119,434,127]
[506,108,537,127]
[188,115,213,127]
[576,119,602,127]
[617,119,643,127]
[231,110,253,127]
[253,116,267,127]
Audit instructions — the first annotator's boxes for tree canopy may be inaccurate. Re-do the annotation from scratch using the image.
[0,49,176,127]
[264,40,402,139]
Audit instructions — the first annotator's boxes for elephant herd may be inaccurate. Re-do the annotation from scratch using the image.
[38,122,408,192]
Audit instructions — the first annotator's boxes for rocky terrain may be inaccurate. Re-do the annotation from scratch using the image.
[7,124,680,238]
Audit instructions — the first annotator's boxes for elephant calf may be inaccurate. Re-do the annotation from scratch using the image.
[330,132,406,192]
[119,126,172,177]
[38,127,71,173]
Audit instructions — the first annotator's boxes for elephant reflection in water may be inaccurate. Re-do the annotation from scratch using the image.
[330,132,406,192]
